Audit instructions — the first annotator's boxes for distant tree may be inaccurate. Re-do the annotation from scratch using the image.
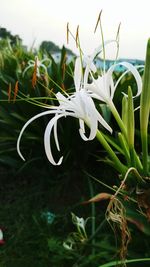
[39,41,60,53]
[39,40,74,55]
[0,27,22,46]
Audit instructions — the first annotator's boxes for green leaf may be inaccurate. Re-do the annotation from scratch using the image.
[140,38,150,175]
[127,86,135,166]
[126,208,150,236]
[98,258,150,267]
[122,95,128,129]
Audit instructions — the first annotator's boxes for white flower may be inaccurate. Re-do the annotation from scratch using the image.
[83,50,142,104]
[17,89,112,165]
[71,213,86,231]
[63,239,74,250]
[75,43,142,105]
[17,49,117,166]
[23,56,51,77]
[74,41,117,91]
[17,54,112,165]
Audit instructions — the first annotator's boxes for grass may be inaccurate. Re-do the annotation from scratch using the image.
[0,164,150,267]
[0,162,106,267]
[0,166,79,267]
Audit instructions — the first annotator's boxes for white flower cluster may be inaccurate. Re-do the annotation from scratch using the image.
[17,45,142,165]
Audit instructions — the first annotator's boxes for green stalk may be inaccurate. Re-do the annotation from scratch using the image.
[96,130,127,175]
[118,133,130,165]
[109,101,127,140]
[140,39,150,175]
[118,131,143,171]
[121,95,128,128]
[133,150,143,172]
[127,86,135,166]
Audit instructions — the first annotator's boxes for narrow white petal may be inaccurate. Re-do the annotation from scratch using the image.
[88,118,98,140]
[39,64,48,73]
[74,57,82,91]
[44,114,65,165]
[83,40,117,87]
[79,119,89,141]
[109,77,115,101]
[84,90,112,133]
[28,60,35,65]
[91,40,117,60]
[107,62,142,98]
[81,90,112,136]
[120,62,142,97]
[97,113,112,133]
[53,115,60,151]
[23,65,33,76]
[17,110,59,161]
[56,92,69,105]
[84,64,90,85]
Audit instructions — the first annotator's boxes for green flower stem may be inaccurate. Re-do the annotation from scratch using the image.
[96,130,127,175]
[140,39,150,175]
[121,95,128,128]
[109,100,127,140]
[118,133,130,165]
[127,86,135,166]
[107,99,143,172]
[133,149,143,172]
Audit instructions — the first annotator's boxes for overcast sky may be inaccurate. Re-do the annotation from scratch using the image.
[0,0,150,59]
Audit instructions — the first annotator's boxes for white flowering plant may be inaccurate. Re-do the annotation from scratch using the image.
[16,14,150,263]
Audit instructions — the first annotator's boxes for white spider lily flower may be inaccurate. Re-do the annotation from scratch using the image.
[85,61,142,104]
[17,89,112,166]
[74,42,142,104]
[71,212,88,241]
[63,239,74,250]
[74,40,117,90]
[23,56,51,77]
[71,213,86,232]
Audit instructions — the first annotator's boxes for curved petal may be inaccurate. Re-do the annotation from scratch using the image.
[106,62,142,98]
[83,60,96,86]
[44,114,65,165]
[80,89,112,134]
[44,112,81,164]
[28,60,35,65]
[53,114,60,151]
[17,110,60,161]
[91,40,117,61]
[78,116,98,141]
[78,119,87,140]
[83,40,117,85]
[39,64,48,73]
[41,58,51,67]
[78,117,98,141]
[23,65,33,76]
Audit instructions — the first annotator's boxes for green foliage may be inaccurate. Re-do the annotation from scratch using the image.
[0,29,150,267]
[0,38,76,171]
